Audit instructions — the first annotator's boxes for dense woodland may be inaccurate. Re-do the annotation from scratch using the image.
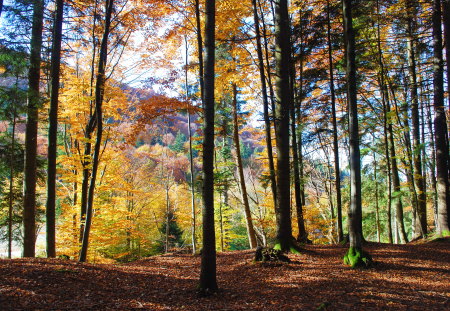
[0,0,449,295]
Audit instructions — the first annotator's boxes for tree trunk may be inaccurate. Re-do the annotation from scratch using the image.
[79,0,114,262]
[327,0,343,242]
[426,100,439,228]
[343,0,363,250]
[432,0,450,234]
[373,151,381,242]
[251,0,277,208]
[199,0,218,293]
[46,0,64,258]
[273,0,293,252]
[8,106,17,258]
[185,37,197,255]
[23,0,45,258]
[405,1,427,237]
[232,84,257,248]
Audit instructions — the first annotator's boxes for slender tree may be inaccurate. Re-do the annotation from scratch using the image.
[199,0,218,293]
[232,83,257,248]
[184,36,197,254]
[23,0,45,258]
[342,0,371,267]
[326,0,343,242]
[79,0,114,262]
[406,0,427,238]
[251,0,277,207]
[46,0,64,258]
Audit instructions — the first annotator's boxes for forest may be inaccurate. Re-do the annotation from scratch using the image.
[0,0,449,308]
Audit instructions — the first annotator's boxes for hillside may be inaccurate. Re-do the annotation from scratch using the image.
[1,240,449,310]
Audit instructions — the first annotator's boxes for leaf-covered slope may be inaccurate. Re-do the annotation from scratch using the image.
[1,240,449,310]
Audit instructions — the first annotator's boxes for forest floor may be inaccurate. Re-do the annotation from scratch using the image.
[1,238,449,310]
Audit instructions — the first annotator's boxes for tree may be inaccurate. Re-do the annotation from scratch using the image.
[342,0,371,267]
[23,0,44,258]
[326,0,343,242]
[79,0,115,262]
[199,0,218,294]
[432,0,450,235]
[251,0,277,209]
[273,0,295,252]
[46,0,64,258]
[232,83,257,248]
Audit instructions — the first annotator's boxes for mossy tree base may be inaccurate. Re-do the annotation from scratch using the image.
[273,237,302,254]
[343,247,373,268]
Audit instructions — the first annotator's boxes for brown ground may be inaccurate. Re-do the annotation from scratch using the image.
[1,239,449,310]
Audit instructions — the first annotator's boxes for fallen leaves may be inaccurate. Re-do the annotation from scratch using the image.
[0,239,449,310]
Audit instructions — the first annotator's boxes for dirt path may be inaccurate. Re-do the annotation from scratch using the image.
[1,240,449,310]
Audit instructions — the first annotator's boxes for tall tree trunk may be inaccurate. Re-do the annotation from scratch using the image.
[343,0,367,264]
[327,0,343,242]
[232,84,257,248]
[273,0,293,252]
[383,105,393,244]
[23,0,45,258]
[290,79,307,243]
[251,0,277,208]
[185,37,197,255]
[388,116,409,243]
[405,1,427,237]
[426,100,439,227]
[46,0,64,258]
[373,151,381,242]
[165,185,170,253]
[199,0,218,293]
[432,0,450,234]
[8,106,17,258]
[79,0,114,262]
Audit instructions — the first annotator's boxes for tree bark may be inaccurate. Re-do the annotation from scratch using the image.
[8,106,17,258]
[273,0,293,252]
[232,84,257,248]
[406,0,427,237]
[185,37,197,255]
[79,0,114,262]
[46,0,64,258]
[432,0,450,234]
[327,0,343,242]
[23,0,45,258]
[199,0,218,293]
[343,0,363,250]
[289,57,307,243]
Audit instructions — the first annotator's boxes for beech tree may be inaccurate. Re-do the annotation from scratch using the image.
[79,0,114,262]
[199,0,218,294]
[342,0,371,267]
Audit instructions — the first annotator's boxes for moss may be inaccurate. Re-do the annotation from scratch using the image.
[273,239,302,254]
[441,230,450,237]
[343,247,373,268]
